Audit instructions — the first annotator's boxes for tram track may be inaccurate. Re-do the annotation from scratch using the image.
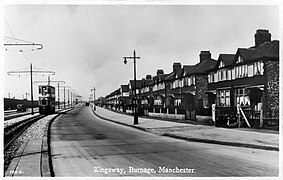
[4,114,46,150]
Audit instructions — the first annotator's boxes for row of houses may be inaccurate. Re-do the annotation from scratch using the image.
[101,29,279,129]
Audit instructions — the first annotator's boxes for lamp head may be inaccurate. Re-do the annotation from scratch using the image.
[123,57,127,65]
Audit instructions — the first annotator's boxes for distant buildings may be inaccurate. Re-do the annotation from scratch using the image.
[103,29,279,129]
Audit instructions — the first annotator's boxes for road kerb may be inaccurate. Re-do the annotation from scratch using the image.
[163,133,279,151]
[92,109,148,132]
[42,108,74,177]
[92,108,279,152]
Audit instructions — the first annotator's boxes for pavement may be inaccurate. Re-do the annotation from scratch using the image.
[4,106,78,177]
[92,106,279,151]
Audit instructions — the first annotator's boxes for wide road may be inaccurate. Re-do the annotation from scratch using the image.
[50,105,278,177]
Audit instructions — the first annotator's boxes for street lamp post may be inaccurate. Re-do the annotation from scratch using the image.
[123,50,140,125]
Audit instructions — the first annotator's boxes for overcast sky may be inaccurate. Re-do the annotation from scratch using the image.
[3,3,279,101]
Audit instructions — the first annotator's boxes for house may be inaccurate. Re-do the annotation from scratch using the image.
[139,75,154,115]
[207,29,279,128]
[118,84,130,112]
[105,88,120,109]
[162,52,217,120]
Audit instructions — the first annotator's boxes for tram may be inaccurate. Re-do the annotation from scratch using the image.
[38,85,56,115]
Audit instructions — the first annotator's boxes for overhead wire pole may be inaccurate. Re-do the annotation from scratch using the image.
[7,66,55,115]
[57,86,71,109]
[91,87,96,110]
[30,63,34,114]
[123,50,140,125]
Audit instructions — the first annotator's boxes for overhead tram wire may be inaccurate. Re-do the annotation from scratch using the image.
[4,17,15,38]
[4,36,34,44]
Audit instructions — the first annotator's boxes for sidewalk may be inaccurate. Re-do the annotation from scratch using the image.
[5,107,75,177]
[93,106,279,151]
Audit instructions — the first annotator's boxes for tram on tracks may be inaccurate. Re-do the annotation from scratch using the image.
[38,85,56,115]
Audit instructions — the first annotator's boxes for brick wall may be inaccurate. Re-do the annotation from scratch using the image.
[4,98,39,110]
[264,61,279,118]
[195,74,210,115]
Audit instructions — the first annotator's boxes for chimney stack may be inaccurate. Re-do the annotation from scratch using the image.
[157,69,164,76]
[173,62,182,73]
[199,51,211,63]
[254,29,271,47]
[146,75,152,79]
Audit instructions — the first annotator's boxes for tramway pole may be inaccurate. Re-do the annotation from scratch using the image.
[57,86,71,109]
[5,39,48,115]
[7,64,55,115]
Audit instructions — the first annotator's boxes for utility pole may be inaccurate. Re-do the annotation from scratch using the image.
[30,63,34,114]
[68,89,70,107]
[91,87,96,110]
[64,86,66,109]
[8,64,55,115]
[123,50,140,124]
[57,83,60,109]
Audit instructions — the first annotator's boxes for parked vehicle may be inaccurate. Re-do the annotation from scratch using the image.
[17,104,26,112]
[85,102,90,106]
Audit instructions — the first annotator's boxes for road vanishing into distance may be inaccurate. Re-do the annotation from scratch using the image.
[50,105,278,177]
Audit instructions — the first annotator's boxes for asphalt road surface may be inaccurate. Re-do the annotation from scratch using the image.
[50,105,278,177]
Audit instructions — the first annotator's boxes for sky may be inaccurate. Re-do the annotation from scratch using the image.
[2,3,280,101]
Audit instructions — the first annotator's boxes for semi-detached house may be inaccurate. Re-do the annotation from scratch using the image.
[207,29,279,128]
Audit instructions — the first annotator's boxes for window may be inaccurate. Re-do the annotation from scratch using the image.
[248,64,253,77]
[235,88,250,107]
[231,68,235,79]
[227,69,231,80]
[179,79,183,87]
[235,65,248,78]
[222,69,226,80]
[208,72,215,83]
[154,96,163,105]
[219,61,225,68]
[214,72,218,82]
[174,99,181,106]
[203,98,209,108]
[237,56,243,63]
[217,90,230,107]
[141,99,148,105]
[254,61,264,75]
[183,77,188,86]
[191,76,195,85]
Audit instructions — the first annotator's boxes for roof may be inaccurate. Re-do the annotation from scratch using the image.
[159,73,170,81]
[120,85,129,92]
[164,72,174,81]
[236,40,279,63]
[219,54,235,66]
[183,65,195,76]
[142,79,153,86]
[187,59,217,75]
[250,40,279,60]
[164,68,182,81]
[106,88,120,98]
[129,80,143,89]
[237,48,256,61]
